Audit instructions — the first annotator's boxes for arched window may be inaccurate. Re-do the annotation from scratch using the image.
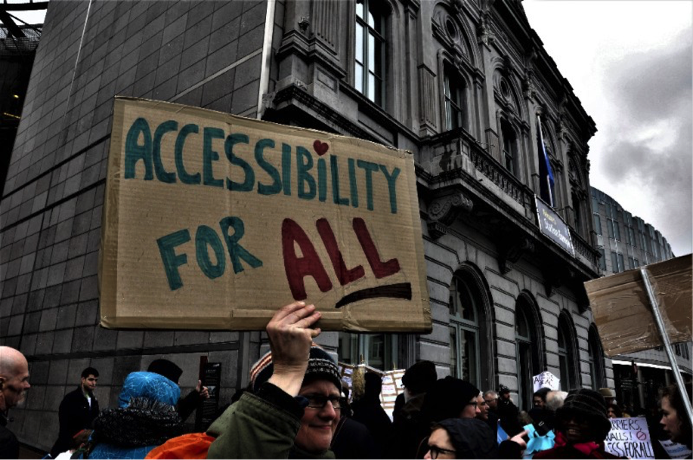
[355,0,386,106]
[515,296,543,410]
[501,119,517,176]
[588,325,606,389]
[449,266,492,390]
[557,313,578,390]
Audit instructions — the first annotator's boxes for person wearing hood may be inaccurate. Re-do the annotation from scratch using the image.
[421,418,527,459]
[88,371,183,459]
[533,389,625,459]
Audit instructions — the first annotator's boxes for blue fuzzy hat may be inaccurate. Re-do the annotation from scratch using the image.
[118,371,181,408]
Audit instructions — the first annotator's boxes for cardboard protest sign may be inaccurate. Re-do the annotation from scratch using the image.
[604,417,654,459]
[585,255,692,356]
[99,98,431,332]
[532,371,560,392]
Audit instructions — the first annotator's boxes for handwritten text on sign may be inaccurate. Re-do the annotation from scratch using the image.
[99,98,431,332]
[604,417,654,459]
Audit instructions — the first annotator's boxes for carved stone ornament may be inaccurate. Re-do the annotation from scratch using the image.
[498,237,534,274]
[477,13,495,46]
[429,192,473,226]
[298,16,310,33]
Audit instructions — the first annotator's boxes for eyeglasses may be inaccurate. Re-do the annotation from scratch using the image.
[466,401,478,407]
[426,444,456,459]
[484,398,496,404]
[302,394,343,410]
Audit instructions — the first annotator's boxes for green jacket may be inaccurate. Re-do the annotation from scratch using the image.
[207,383,335,459]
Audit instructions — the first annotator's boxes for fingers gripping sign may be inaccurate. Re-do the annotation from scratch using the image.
[267,302,322,397]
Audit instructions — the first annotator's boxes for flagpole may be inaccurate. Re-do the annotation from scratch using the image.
[640,267,693,426]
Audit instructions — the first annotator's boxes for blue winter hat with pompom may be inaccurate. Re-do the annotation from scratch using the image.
[118,371,180,408]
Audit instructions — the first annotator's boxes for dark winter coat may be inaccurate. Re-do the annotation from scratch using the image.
[51,386,99,457]
[0,415,19,459]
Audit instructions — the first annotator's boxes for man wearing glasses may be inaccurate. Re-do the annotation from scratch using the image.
[208,302,342,458]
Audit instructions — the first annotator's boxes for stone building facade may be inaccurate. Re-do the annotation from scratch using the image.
[591,186,692,411]
[1,0,612,451]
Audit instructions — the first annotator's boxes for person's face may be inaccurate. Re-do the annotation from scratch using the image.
[0,358,30,411]
[607,406,617,419]
[533,396,545,409]
[296,380,340,453]
[424,428,456,459]
[501,392,511,401]
[563,416,595,444]
[660,396,682,441]
[461,395,480,419]
[81,374,98,392]
[477,394,489,420]
[485,394,498,410]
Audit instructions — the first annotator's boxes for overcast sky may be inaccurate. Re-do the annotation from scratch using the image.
[522,0,692,257]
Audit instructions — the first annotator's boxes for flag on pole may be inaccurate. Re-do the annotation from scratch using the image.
[537,116,555,208]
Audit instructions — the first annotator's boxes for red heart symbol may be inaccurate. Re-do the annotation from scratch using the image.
[313,140,329,156]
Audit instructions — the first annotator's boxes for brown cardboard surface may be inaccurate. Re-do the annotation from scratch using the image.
[585,255,692,357]
[99,97,431,332]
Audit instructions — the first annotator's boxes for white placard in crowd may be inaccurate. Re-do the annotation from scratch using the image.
[659,439,692,459]
[604,417,655,459]
[532,371,560,392]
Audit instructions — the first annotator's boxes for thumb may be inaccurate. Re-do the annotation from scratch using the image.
[196,380,202,391]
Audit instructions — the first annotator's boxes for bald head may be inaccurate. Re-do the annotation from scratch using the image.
[0,346,30,412]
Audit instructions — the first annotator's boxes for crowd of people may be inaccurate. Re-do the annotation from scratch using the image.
[0,302,691,459]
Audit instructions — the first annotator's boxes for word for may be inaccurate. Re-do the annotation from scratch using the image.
[123,118,401,213]
[156,215,401,300]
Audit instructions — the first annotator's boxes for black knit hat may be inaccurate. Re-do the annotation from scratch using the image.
[250,344,342,393]
[401,360,437,394]
[556,388,612,441]
[147,359,183,385]
[422,377,480,422]
[437,418,498,459]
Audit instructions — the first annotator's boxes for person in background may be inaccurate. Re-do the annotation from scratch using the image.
[88,371,184,459]
[0,346,30,459]
[545,391,567,412]
[422,418,528,459]
[497,385,522,437]
[533,389,625,459]
[482,390,500,432]
[51,367,100,458]
[147,359,210,422]
[351,372,392,457]
[533,388,551,410]
[606,404,622,419]
[660,383,692,450]
[598,388,616,407]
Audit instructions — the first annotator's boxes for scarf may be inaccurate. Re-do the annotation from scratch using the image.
[554,431,603,456]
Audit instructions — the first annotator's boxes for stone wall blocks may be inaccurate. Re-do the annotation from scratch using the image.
[47,359,68,385]
[78,275,98,302]
[71,326,95,352]
[60,279,82,305]
[36,331,55,355]
[75,300,98,327]
[53,329,74,354]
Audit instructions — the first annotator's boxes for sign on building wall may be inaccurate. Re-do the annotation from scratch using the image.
[532,371,560,392]
[99,98,431,332]
[604,417,654,459]
[535,196,575,257]
[586,255,692,356]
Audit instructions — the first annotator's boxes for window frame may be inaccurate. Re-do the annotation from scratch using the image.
[449,272,481,388]
[355,0,386,107]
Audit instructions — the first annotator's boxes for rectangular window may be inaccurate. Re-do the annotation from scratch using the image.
[628,227,636,247]
[634,258,639,267]
[611,252,619,273]
[593,215,602,235]
[355,0,385,107]
[444,68,464,130]
[618,253,625,272]
[607,219,614,239]
[628,257,635,269]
